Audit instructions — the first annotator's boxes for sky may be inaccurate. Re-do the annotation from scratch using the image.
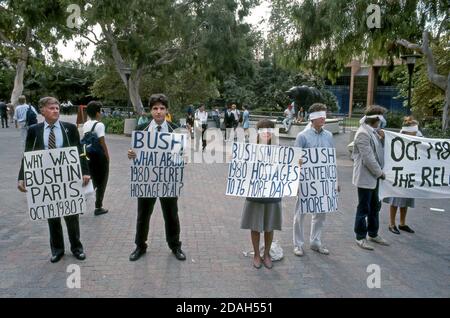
[57,1,272,62]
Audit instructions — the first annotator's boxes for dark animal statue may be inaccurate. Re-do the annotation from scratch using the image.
[286,85,325,109]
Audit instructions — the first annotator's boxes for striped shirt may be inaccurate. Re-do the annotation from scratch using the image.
[44,121,63,149]
[13,104,38,123]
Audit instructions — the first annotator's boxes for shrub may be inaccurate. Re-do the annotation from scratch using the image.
[102,117,125,134]
[421,119,450,138]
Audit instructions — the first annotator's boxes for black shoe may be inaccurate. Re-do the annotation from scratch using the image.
[50,253,64,263]
[73,251,86,260]
[388,225,400,235]
[172,248,186,261]
[398,225,415,233]
[129,247,146,261]
[94,208,109,216]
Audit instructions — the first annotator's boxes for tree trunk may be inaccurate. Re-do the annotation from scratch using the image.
[9,28,31,105]
[397,32,448,131]
[102,25,144,115]
[128,71,144,115]
[10,48,28,105]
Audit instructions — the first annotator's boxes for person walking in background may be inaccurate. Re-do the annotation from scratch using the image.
[224,104,235,141]
[186,106,195,139]
[14,95,38,148]
[82,101,110,216]
[0,99,8,128]
[8,103,15,124]
[242,105,250,143]
[352,105,390,250]
[195,104,208,151]
[212,107,221,129]
[231,104,240,141]
[384,116,421,235]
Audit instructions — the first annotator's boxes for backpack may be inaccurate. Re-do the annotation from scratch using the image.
[25,105,38,126]
[80,122,104,156]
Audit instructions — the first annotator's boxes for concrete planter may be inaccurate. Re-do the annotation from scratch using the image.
[124,118,137,136]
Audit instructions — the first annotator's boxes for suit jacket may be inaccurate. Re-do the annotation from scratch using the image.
[18,121,89,180]
[136,121,178,132]
[352,124,384,189]
[224,111,235,127]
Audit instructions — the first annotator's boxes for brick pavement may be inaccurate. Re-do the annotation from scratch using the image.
[0,116,449,297]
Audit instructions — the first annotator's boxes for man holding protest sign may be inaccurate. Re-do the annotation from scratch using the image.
[17,97,90,263]
[352,105,389,250]
[293,103,336,256]
[127,94,186,262]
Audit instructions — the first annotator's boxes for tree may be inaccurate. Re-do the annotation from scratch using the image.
[397,32,449,130]
[269,0,449,128]
[0,0,70,104]
[72,0,259,114]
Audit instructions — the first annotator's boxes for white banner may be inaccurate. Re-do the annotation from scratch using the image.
[379,131,450,199]
[298,147,338,214]
[23,147,86,220]
[131,131,186,198]
[225,142,302,198]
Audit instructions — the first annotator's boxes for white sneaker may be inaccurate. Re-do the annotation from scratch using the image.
[368,236,390,246]
[356,239,374,250]
[311,245,330,255]
[293,246,304,256]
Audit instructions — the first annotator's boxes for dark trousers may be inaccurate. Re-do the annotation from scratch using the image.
[48,215,83,255]
[354,182,381,240]
[135,197,181,251]
[201,124,208,150]
[1,115,8,127]
[88,153,109,209]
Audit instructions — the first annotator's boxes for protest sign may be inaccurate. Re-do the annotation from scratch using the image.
[380,131,450,199]
[131,131,186,198]
[23,147,86,220]
[225,142,302,198]
[297,147,338,214]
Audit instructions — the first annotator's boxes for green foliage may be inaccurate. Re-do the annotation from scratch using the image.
[0,61,14,100]
[392,35,449,119]
[422,119,450,138]
[385,112,405,129]
[23,60,95,105]
[269,0,448,81]
[102,116,124,134]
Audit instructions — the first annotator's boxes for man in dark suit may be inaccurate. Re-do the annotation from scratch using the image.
[127,93,186,262]
[0,99,8,128]
[224,104,235,141]
[17,96,90,263]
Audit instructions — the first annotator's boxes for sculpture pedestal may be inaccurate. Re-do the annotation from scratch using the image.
[124,118,137,137]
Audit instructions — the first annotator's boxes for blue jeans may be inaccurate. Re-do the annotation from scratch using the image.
[354,182,381,240]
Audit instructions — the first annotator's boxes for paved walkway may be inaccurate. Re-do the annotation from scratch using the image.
[0,115,449,297]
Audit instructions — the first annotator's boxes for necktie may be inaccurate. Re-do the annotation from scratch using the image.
[48,125,56,149]
[157,125,162,132]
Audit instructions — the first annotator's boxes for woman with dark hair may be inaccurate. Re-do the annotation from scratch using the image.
[240,119,282,269]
